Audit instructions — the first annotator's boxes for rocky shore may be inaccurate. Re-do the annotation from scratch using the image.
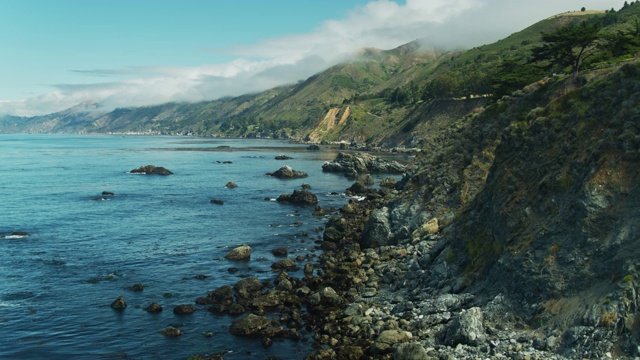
[117,141,636,360]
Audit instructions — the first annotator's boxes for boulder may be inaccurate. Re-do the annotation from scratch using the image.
[144,302,163,313]
[210,199,224,205]
[130,165,173,175]
[110,295,127,310]
[196,285,234,306]
[271,247,288,256]
[323,217,348,243]
[267,165,308,179]
[225,245,251,261]
[337,346,365,360]
[275,154,293,160]
[225,181,238,188]
[445,307,486,346]
[307,144,320,151]
[322,152,404,176]
[347,175,374,195]
[251,290,284,308]
[276,190,318,206]
[412,218,439,239]
[234,277,265,303]
[394,342,430,360]
[380,177,397,188]
[360,207,393,248]
[173,304,196,315]
[101,191,115,196]
[308,286,343,308]
[130,283,144,291]
[162,327,182,337]
[271,258,299,271]
[229,313,280,337]
[371,330,413,353]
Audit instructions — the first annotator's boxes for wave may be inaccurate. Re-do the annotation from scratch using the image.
[3,234,29,239]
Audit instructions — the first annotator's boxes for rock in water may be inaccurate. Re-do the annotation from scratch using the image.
[162,327,182,337]
[275,154,293,160]
[267,165,308,179]
[276,190,318,206]
[144,302,163,313]
[271,247,288,256]
[233,277,265,305]
[224,245,251,261]
[225,181,238,188]
[110,295,127,310]
[173,304,196,315]
[229,313,279,337]
[130,165,173,175]
[4,231,29,239]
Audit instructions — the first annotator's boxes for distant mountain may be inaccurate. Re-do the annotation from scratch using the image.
[2,5,638,150]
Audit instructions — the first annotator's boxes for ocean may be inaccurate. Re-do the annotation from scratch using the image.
[0,134,394,359]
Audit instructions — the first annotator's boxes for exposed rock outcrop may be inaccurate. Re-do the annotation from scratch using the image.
[130,164,173,175]
[173,304,196,315]
[360,207,392,248]
[224,245,251,261]
[110,295,127,310]
[276,190,318,206]
[322,152,404,177]
[229,314,282,337]
[267,165,308,179]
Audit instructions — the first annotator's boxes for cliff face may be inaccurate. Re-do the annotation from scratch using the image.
[383,62,640,356]
[307,107,351,142]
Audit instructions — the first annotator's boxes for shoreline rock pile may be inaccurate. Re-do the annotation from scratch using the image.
[322,152,405,178]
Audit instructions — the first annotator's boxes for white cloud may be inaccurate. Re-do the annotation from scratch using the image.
[0,0,622,117]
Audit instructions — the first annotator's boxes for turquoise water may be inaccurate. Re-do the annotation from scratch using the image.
[0,134,366,359]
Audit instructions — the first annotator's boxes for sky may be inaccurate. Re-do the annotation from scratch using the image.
[0,0,625,116]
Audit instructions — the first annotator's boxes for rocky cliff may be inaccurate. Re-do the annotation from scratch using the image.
[353,61,640,358]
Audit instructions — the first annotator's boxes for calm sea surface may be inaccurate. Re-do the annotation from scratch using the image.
[0,134,394,359]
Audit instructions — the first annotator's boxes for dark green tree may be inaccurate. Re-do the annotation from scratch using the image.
[427,73,461,99]
[492,57,546,98]
[531,20,602,75]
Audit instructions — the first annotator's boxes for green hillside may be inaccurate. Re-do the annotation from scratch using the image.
[3,2,640,151]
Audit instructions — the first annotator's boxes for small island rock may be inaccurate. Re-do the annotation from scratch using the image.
[229,313,280,337]
[173,304,197,315]
[267,165,308,179]
[130,165,173,175]
[162,327,182,337]
[110,295,127,310]
[225,245,251,261]
[144,302,163,313]
[276,190,318,206]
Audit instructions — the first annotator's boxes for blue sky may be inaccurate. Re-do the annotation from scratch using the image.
[0,0,624,116]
